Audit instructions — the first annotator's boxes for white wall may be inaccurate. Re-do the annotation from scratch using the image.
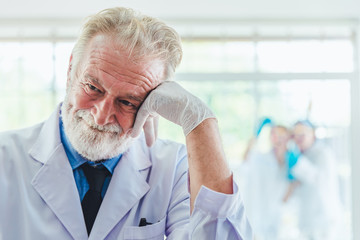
[1,0,359,239]
[0,0,359,20]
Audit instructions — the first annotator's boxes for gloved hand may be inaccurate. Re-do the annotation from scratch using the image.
[131,81,216,147]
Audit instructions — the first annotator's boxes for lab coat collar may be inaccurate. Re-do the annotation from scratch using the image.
[89,138,151,239]
[29,104,152,239]
[30,105,88,239]
[29,104,63,164]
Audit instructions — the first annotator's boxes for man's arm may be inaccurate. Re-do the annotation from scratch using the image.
[131,81,252,239]
[131,82,234,207]
[186,118,233,212]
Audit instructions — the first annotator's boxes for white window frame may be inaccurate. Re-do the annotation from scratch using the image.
[0,18,359,239]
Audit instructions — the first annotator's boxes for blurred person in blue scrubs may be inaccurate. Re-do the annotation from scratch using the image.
[0,7,252,239]
[288,120,342,240]
[241,123,291,240]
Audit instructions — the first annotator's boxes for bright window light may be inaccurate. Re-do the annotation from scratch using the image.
[257,40,354,72]
[0,27,354,240]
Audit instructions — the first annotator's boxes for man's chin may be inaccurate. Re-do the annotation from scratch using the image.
[74,134,134,162]
[61,102,135,161]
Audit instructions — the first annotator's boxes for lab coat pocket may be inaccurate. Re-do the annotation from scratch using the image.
[123,217,166,240]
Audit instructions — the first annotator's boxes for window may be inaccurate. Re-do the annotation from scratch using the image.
[0,21,355,239]
[159,34,354,239]
[0,42,56,129]
[257,40,354,72]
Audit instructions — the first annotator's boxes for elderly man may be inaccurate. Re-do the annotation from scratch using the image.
[0,7,252,240]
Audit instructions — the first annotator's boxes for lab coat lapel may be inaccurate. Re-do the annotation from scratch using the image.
[30,106,88,240]
[89,138,151,240]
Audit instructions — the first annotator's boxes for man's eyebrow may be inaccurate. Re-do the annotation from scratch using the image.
[85,74,100,84]
[85,74,143,102]
[127,94,143,102]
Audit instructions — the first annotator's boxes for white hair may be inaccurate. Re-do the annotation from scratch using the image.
[71,7,183,82]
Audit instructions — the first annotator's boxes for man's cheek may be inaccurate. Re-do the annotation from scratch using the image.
[119,113,136,132]
[130,113,137,129]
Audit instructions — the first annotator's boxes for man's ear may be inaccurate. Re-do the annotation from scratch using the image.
[67,55,73,84]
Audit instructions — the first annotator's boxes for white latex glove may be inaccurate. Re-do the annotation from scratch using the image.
[131,81,216,146]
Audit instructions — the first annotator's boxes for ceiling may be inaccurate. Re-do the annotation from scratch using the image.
[1,0,359,21]
[0,0,358,40]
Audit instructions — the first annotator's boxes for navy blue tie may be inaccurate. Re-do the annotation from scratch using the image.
[81,163,110,235]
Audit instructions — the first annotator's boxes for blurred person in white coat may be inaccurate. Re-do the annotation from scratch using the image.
[0,7,252,240]
[289,120,342,240]
[241,123,290,240]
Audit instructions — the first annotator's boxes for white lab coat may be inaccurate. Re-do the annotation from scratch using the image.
[239,150,287,240]
[291,140,342,239]
[0,105,252,240]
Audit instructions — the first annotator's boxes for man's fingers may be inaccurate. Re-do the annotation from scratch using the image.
[153,115,159,140]
[131,109,150,138]
[144,117,156,147]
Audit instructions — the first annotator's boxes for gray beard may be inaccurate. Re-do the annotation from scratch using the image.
[61,99,134,161]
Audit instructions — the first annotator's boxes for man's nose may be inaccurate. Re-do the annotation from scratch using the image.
[91,98,117,126]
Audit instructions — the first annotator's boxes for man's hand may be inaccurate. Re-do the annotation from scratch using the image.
[131,81,233,212]
[131,81,215,146]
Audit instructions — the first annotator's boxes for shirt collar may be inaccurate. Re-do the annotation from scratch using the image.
[59,115,122,174]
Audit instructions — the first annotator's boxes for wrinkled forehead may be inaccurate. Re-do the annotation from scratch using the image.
[85,34,166,81]
[88,34,162,63]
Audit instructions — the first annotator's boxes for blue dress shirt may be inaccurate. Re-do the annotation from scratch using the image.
[59,117,122,201]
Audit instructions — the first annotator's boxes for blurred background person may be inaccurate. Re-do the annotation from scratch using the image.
[240,119,291,240]
[288,120,343,240]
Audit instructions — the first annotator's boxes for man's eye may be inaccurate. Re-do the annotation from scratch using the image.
[119,100,136,108]
[120,100,132,106]
[87,83,101,93]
